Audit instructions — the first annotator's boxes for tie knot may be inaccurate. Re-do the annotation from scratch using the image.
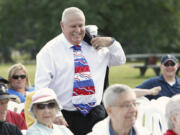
[72,45,81,51]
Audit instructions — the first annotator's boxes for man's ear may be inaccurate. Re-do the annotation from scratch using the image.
[106,106,112,116]
[171,114,176,126]
[160,64,163,70]
[176,63,179,68]
[60,21,64,31]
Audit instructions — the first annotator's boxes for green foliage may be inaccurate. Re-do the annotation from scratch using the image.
[1,0,180,62]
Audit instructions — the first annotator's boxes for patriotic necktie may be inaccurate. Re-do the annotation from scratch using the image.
[72,45,96,116]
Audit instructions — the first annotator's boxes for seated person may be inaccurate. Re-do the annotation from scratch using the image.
[8,63,34,103]
[88,84,151,135]
[24,86,161,129]
[0,77,27,130]
[0,82,24,135]
[164,94,180,135]
[137,54,180,100]
[26,88,73,135]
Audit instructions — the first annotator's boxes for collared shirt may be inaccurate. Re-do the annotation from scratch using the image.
[35,33,126,110]
[129,128,136,135]
[136,75,180,100]
[109,123,117,135]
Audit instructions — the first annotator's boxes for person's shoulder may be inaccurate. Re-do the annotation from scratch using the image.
[8,88,16,93]
[143,76,162,84]
[27,122,40,133]
[92,117,109,130]
[26,126,40,135]
[148,76,161,81]
[136,76,162,89]
[7,110,23,118]
[46,34,63,47]
[87,117,109,135]
[136,77,158,87]
[7,110,18,116]
[3,121,16,127]
[38,34,63,54]
[27,87,35,92]
[53,124,73,134]
[3,121,21,131]
[8,89,22,96]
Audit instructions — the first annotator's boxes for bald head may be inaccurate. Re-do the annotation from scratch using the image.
[61,7,85,23]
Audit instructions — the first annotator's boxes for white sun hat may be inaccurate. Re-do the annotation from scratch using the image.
[29,88,62,115]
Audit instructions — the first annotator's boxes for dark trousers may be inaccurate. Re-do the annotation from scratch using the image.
[62,105,107,135]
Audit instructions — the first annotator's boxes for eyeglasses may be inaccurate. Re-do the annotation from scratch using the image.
[36,102,56,110]
[164,62,175,67]
[114,102,140,109]
[12,75,26,80]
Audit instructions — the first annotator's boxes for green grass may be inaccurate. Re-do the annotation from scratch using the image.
[109,63,161,87]
[0,62,171,87]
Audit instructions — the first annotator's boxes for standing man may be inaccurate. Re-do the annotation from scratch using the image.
[137,54,180,100]
[35,7,126,135]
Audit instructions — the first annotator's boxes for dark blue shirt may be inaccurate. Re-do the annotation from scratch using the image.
[136,75,180,100]
[109,123,136,135]
[109,123,117,135]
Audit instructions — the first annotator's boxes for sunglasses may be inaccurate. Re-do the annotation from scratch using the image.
[12,75,26,80]
[164,63,175,67]
[36,102,56,110]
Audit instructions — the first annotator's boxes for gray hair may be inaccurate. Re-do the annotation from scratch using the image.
[165,94,180,129]
[61,7,85,22]
[103,84,133,108]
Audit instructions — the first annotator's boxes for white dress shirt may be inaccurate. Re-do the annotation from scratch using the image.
[87,117,151,135]
[35,33,126,111]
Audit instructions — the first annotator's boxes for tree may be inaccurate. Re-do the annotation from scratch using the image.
[0,0,180,62]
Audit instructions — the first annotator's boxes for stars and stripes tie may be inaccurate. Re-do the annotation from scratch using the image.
[72,45,96,116]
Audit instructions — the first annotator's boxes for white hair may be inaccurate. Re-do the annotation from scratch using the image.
[165,94,180,129]
[61,7,85,22]
[103,84,133,108]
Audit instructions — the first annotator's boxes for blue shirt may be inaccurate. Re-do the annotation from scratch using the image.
[8,87,34,103]
[109,123,136,135]
[136,75,180,100]
[109,123,117,135]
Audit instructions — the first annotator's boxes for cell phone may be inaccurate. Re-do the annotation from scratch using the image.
[84,25,98,46]
[84,28,94,46]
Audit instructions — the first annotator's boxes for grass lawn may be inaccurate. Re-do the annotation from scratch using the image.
[0,62,168,88]
[109,63,161,87]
